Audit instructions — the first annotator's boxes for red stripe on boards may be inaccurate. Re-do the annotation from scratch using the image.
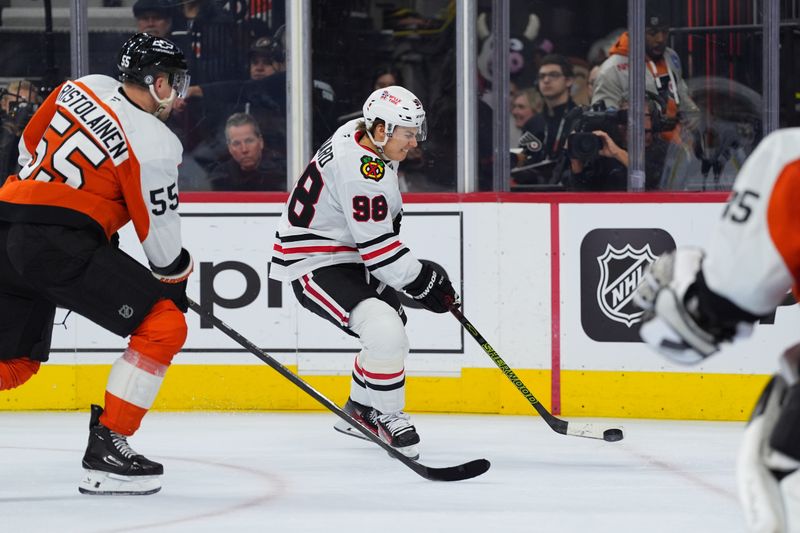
[550,203,561,415]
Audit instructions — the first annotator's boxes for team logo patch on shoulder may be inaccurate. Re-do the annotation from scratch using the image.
[360,155,386,181]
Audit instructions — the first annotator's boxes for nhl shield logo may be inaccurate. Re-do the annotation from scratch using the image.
[581,228,675,342]
[596,243,657,327]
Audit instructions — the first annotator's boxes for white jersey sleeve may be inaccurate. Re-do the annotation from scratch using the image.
[101,76,185,272]
[703,128,800,315]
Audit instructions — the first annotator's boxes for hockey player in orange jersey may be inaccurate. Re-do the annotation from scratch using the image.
[634,129,800,532]
[0,33,192,495]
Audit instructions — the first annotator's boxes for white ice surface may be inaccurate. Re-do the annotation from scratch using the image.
[0,412,746,533]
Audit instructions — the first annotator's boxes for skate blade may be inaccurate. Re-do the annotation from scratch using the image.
[334,420,373,441]
[387,444,419,461]
[78,469,161,496]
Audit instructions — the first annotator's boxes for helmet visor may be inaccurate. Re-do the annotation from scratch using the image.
[169,70,190,98]
[388,119,427,142]
[416,118,427,142]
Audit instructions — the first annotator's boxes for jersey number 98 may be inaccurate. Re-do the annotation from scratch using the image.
[352,195,388,222]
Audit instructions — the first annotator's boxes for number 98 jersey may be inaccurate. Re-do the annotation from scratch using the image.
[270,119,422,291]
[0,74,185,272]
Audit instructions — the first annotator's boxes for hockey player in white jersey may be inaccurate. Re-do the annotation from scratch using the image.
[270,86,459,459]
[634,128,800,532]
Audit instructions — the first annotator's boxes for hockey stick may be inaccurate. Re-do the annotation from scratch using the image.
[188,298,490,482]
[449,303,624,442]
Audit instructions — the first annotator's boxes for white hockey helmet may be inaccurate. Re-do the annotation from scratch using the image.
[362,86,427,144]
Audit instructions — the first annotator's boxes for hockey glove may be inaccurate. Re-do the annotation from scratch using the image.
[151,248,193,313]
[633,247,754,365]
[404,260,460,314]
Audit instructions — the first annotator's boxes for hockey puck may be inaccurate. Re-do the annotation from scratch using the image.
[603,428,624,442]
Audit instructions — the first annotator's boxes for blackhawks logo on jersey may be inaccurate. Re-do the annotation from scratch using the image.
[360,155,385,181]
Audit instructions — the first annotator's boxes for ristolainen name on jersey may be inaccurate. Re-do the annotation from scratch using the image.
[56,83,129,164]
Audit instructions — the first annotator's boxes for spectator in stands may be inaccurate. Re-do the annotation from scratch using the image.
[510,88,542,146]
[133,0,175,39]
[337,66,405,125]
[569,58,591,106]
[172,28,288,190]
[514,54,578,184]
[169,0,238,84]
[591,2,699,140]
[566,96,669,191]
[0,80,41,179]
[248,34,287,81]
[372,66,403,91]
[512,88,543,132]
[208,113,285,191]
[587,65,601,100]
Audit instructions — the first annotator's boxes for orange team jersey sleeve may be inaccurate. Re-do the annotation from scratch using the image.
[703,128,800,315]
[0,74,184,271]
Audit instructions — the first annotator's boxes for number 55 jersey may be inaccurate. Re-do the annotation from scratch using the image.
[0,74,184,271]
[270,118,422,290]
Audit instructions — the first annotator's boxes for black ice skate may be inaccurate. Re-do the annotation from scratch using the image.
[334,398,378,441]
[375,411,420,460]
[78,404,163,495]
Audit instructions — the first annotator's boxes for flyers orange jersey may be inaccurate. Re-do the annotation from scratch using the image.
[703,128,800,315]
[0,74,184,270]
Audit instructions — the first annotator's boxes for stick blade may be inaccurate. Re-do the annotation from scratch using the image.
[417,458,491,482]
[566,422,625,441]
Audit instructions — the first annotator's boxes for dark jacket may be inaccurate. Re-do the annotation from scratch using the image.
[209,153,286,191]
[521,99,578,163]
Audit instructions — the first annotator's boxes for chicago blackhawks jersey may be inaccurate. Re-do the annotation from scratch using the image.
[270,119,422,290]
[703,128,800,315]
[0,74,184,271]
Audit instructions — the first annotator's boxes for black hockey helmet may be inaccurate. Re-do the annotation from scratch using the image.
[249,25,285,64]
[117,33,189,96]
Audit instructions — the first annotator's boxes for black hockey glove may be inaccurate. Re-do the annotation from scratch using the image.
[403,260,460,314]
[151,248,193,313]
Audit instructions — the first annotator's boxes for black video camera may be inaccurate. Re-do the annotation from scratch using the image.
[566,103,625,162]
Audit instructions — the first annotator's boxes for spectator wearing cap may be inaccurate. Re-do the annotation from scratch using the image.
[249,34,286,80]
[181,28,286,113]
[132,0,175,38]
[591,2,699,139]
[208,113,286,191]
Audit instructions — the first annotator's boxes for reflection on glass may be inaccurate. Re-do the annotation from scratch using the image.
[0,0,288,192]
[166,1,287,192]
[0,1,68,178]
[655,0,763,191]
[312,1,457,192]
[486,0,628,191]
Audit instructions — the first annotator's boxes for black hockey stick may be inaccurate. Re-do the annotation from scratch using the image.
[188,299,490,481]
[449,303,624,442]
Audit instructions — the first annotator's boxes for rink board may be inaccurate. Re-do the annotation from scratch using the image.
[1,193,784,420]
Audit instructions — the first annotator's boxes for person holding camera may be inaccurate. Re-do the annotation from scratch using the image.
[516,54,578,184]
[566,97,669,191]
